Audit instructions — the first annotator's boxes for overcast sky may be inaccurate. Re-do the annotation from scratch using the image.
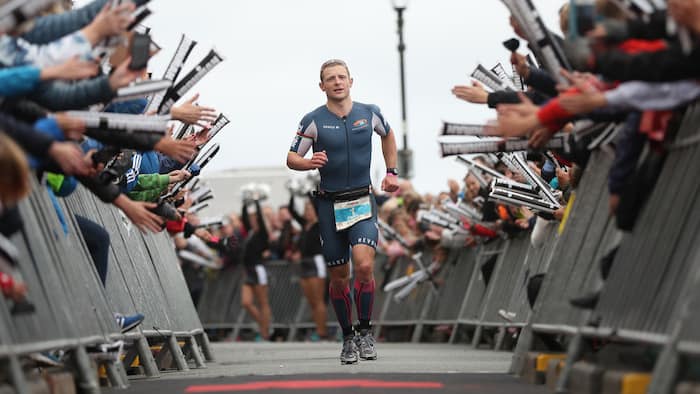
[81,0,565,194]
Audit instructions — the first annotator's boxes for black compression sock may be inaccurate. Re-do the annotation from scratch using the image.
[358,319,371,332]
[342,327,354,338]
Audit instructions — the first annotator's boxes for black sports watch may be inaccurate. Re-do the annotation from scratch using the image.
[386,167,399,176]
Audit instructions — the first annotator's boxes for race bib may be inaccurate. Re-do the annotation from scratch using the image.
[333,195,372,231]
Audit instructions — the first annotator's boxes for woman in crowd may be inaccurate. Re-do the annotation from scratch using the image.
[289,193,328,341]
[240,197,272,341]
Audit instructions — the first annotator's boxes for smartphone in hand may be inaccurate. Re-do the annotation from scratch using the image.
[129,33,151,70]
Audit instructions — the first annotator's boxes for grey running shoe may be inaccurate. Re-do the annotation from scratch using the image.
[340,335,358,365]
[357,329,377,360]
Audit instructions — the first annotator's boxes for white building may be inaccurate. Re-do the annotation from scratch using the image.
[197,166,293,219]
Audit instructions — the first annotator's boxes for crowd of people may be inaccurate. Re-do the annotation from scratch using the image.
[0,0,229,354]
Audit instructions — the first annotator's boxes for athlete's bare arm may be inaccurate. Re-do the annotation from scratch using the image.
[381,130,398,169]
[380,130,399,192]
[286,150,328,171]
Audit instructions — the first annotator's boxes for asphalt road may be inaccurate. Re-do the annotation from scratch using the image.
[108,342,548,394]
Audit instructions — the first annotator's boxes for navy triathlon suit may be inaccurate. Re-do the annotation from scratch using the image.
[290,102,391,267]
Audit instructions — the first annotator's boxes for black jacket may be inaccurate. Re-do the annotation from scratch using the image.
[241,200,269,266]
[289,195,322,258]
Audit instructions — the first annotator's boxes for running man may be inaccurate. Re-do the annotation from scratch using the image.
[286,59,400,364]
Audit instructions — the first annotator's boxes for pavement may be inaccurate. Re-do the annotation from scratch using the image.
[109,342,549,393]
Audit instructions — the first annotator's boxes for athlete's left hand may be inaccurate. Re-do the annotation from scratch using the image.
[381,175,400,193]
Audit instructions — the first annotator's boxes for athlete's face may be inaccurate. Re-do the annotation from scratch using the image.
[320,65,353,101]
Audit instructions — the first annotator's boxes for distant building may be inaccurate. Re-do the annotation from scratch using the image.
[197,166,292,219]
[197,161,391,220]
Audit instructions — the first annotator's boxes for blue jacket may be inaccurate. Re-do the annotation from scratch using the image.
[21,0,147,44]
[0,66,41,97]
[28,76,114,111]
[15,0,154,110]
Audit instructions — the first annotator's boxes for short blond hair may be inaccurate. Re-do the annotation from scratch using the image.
[320,59,350,81]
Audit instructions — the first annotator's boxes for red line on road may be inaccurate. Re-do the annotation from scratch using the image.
[185,379,444,392]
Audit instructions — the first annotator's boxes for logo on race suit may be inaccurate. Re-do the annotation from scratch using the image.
[291,135,302,151]
[356,237,377,248]
[353,119,368,128]
[322,124,340,130]
[352,119,369,131]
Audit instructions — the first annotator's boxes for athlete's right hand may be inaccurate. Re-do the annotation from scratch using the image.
[308,151,328,169]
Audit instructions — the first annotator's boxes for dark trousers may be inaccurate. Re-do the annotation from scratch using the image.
[75,215,110,286]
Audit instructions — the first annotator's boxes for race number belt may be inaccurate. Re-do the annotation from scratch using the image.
[333,196,372,231]
[317,186,372,232]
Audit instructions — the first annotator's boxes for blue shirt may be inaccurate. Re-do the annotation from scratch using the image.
[0,66,40,97]
[290,102,391,192]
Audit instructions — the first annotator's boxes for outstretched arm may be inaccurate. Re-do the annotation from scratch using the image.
[241,201,251,231]
[288,194,306,227]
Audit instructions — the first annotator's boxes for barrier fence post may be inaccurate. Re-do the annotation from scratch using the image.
[72,345,100,394]
[449,246,484,344]
[411,285,436,343]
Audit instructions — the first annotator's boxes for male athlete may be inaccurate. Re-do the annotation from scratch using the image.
[287,59,399,364]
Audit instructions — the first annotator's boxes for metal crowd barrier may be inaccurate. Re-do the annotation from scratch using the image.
[0,178,214,393]
[509,148,616,375]
[66,186,213,372]
[197,236,546,346]
[507,103,700,392]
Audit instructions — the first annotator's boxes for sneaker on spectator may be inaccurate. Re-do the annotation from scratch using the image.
[28,351,63,367]
[10,300,36,315]
[498,309,517,322]
[569,291,600,310]
[309,332,321,342]
[114,313,144,333]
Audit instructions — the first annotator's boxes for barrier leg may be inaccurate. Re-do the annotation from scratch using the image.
[104,360,129,389]
[72,346,100,394]
[166,334,189,371]
[135,336,160,377]
[510,324,534,374]
[3,356,28,394]
[231,309,246,341]
[448,326,457,344]
[411,290,435,343]
[648,328,681,394]
[195,332,216,362]
[185,336,206,369]
[287,299,307,342]
[555,331,583,393]
[494,326,507,351]
[374,327,383,341]
[374,288,394,340]
[117,359,129,385]
[410,322,424,344]
[471,325,483,348]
